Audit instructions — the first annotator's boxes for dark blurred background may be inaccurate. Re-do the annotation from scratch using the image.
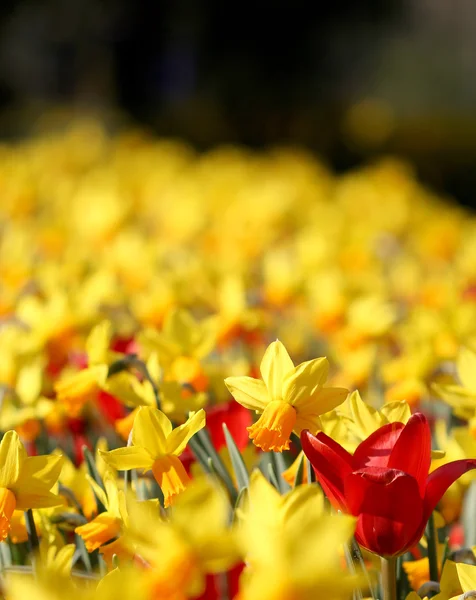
[1,0,476,205]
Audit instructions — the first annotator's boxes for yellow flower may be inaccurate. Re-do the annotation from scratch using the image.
[54,320,119,417]
[0,430,63,540]
[0,359,53,442]
[237,471,358,600]
[432,559,476,600]
[433,347,476,421]
[100,407,205,506]
[139,308,216,391]
[102,353,207,433]
[225,340,348,452]
[75,471,127,553]
[124,477,239,599]
[345,390,411,441]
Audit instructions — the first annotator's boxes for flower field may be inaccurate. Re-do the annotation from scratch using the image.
[1,120,476,599]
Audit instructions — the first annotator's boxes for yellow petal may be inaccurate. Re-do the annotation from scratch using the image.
[193,315,218,359]
[347,390,382,438]
[438,560,463,598]
[102,372,151,408]
[224,376,268,412]
[0,431,26,489]
[16,454,63,492]
[51,544,75,577]
[165,309,197,355]
[99,447,154,471]
[456,561,476,592]
[166,409,206,455]
[15,489,64,510]
[132,406,171,456]
[457,347,476,392]
[87,475,109,511]
[294,414,323,435]
[260,340,294,401]
[294,387,349,418]
[86,320,113,365]
[380,400,411,425]
[15,361,43,405]
[283,357,329,405]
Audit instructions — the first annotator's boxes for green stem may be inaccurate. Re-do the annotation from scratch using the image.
[381,556,397,600]
[24,509,39,570]
[426,511,439,583]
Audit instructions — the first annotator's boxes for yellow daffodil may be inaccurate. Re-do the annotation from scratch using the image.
[54,320,120,417]
[102,352,207,440]
[345,390,411,441]
[6,564,148,600]
[0,359,53,442]
[433,347,476,424]
[139,308,216,391]
[225,340,348,451]
[124,477,239,599]
[100,406,205,506]
[75,470,127,553]
[432,559,476,600]
[0,430,63,540]
[238,470,358,600]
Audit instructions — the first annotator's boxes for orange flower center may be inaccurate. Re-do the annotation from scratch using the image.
[0,488,17,542]
[247,401,297,452]
[75,511,121,552]
[152,455,190,508]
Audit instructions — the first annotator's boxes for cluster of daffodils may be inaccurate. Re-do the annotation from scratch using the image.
[1,120,476,600]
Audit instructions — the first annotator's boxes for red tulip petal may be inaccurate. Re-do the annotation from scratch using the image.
[301,429,353,512]
[424,459,476,521]
[344,467,424,557]
[388,413,431,497]
[352,422,405,469]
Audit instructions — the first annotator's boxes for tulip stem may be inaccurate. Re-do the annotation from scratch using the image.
[381,556,397,600]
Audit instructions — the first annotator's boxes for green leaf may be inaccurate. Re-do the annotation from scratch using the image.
[266,462,281,491]
[293,453,305,489]
[194,428,238,503]
[270,451,291,494]
[74,533,93,573]
[223,424,249,491]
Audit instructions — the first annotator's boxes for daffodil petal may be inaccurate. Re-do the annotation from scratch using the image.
[347,390,382,438]
[224,376,268,412]
[15,489,64,511]
[293,386,348,415]
[283,357,329,405]
[99,447,154,471]
[0,431,27,489]
[16,454,63,491]
[260,341,294,401]
[456,561,476,592]
[132,407,171,456]
[294,414,323,435]
[380,400,411,426]
[166,409,206,455]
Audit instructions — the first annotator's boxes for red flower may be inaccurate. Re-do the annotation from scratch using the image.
[301,413,476,557]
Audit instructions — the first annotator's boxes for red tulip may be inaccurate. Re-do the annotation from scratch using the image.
[301,413,476,557]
